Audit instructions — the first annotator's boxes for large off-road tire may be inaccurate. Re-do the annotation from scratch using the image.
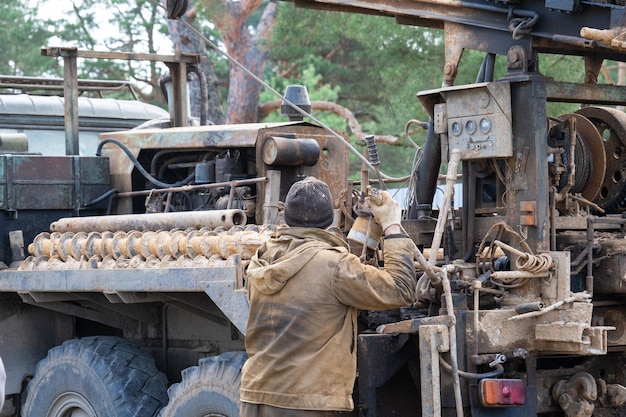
[22,336,168,417]
[158,351,247,417]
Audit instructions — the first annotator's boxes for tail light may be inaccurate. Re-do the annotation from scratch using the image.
[479,379,526,406]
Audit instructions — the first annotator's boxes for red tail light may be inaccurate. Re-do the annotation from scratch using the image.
[479,379,526,406]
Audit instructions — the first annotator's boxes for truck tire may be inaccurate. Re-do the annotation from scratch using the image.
[22,336,168,417]
[158,351,247,417]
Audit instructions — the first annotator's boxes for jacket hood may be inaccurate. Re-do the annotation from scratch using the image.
[246,227,349,295]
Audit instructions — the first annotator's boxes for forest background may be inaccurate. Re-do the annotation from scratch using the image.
[1,0,611,181]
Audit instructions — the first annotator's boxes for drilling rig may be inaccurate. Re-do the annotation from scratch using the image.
[294,0,626,416]
[3,0,626,416]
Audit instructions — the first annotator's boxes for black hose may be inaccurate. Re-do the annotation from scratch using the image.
[97,138,195,188]
[84,188,119,207]
[476,53,495,84]
[83,188,119,214]
[462,163,477,261]
[410,119,440,219]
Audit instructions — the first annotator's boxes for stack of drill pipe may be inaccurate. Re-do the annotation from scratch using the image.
[49,209,247,233]
[19,254,97,271]
[22,225,275,270]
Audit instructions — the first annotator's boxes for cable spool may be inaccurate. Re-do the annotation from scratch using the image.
[575,107,626,211]
[553,113,605,202]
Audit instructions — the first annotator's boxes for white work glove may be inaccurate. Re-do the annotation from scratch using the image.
[365,190,401,232]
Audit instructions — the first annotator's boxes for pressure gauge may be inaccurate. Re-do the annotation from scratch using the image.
[451,121,462,136]
[466,119,477,135]
[480,117,492,134]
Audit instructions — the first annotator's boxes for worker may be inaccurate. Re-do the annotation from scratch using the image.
[241,176,417,417]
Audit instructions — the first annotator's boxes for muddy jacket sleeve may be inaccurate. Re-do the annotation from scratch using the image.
[331,236,417,310]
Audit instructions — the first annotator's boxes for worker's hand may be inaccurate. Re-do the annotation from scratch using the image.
[365,190,401,232]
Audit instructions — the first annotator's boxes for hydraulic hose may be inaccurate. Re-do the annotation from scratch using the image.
[84,188,119,207]
[411,119,440,219]
[97,138,195,189]
[429,149,461,264]
[439,357,504,380]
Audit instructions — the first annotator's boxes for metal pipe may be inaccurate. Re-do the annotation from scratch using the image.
[50,209,247,233]
[515,302,545,314]
[491,270,549,280]
[461,163,477,261]
[262,137,320,167]
[473,280,480,357]
[550,187,557,251]
[429,149,461,264]
[441,267,464,417]
[493,239,527,258]
[61,49,80,156]
[509,293,591,321]
[586,217,594,296]
[439,357,504,380]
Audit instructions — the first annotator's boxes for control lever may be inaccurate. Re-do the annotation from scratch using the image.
[365,135,386,190]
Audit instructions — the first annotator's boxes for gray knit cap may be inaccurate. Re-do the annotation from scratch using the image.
[284,177,334,228]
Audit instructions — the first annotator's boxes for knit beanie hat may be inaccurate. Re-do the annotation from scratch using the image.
[284,177,334,228]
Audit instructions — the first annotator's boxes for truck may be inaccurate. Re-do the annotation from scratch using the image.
[2,0,626,415]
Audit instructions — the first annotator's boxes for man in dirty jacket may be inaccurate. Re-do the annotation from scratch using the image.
[241,176,417,417]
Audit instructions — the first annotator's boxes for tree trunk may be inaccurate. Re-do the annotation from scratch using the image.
[211,0,277,124]
[226,48,266,124]
[166,4,225,125]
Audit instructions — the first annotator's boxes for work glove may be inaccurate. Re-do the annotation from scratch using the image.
[365,190,401,232]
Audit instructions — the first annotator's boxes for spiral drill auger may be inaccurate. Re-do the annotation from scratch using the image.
[22,225,276,271]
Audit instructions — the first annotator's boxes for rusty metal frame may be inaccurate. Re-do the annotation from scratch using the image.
[41,46,202,155]
[290,0,626,87]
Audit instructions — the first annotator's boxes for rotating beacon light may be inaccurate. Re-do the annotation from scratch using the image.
[281,85,312,121]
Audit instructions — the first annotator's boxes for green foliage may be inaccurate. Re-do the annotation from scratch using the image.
[540,54,585,83]
[0,1,58,76]
[260,64,341,124]
[269,4,443,136]
[48,0,169,102]
[266,4,445,179]
[454,50,507,85]
[540,54,586,117]
[13,0,603,167]
[1,1,166,101]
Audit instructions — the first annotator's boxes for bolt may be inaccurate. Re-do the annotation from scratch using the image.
[489,353,507,368]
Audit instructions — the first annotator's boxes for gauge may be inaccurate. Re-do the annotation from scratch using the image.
[466,119,477,135]
[451,121,462,136]
[479,117,492,134]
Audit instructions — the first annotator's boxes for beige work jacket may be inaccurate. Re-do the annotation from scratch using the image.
[241,227,416,411]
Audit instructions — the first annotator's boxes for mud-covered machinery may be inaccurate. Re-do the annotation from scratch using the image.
[0,119,352,415]
[273,0,626,417]
[20,121,349,269]
[7,1,626,416]
[0,50,356,417]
